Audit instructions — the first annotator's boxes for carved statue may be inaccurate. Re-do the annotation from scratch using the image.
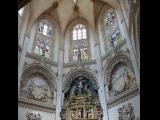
[84,84,91,96]
[70,86,76,96]
[78,81,83,95]
[70,110,76,120]
[77,108,83,118]
[86,108,92,118]
[26,113,42,120]
[112,67,129,92]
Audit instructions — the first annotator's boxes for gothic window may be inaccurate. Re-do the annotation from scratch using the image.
[18,7,24,17]
[33,19,53,58]
[72,24,89,62]
[103,9,123,48]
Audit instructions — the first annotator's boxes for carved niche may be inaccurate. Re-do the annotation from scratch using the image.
[118,103,135,120]
[26,112,42,120]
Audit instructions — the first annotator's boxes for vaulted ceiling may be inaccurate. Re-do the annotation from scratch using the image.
[18,0,32,10]
[19,0,120,34]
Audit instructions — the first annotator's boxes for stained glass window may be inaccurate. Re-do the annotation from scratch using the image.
[104,9,123,47]
[39,20,52,37]
[33,19,53,58]
[72,24,87,40]
[72,24,88,62]
[104,10,115,26]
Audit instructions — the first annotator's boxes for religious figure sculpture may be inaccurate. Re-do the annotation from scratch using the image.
[78,81,83,95]
[70,110,76,120]
[84,84,91,96]
[86,108,92,119]
[70,86,76,96]
[77,109,81,118]
[112,67,129,92]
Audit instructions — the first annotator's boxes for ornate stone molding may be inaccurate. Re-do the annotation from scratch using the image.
[26,112,42,120]
[26,52,58,67]
[64,60,96,68]
[18,97,56,113]
[102,40,127,61]
[103,52,134,86]
[118,102,135,120]
[107,86,139,109]
[21,63,57,91]
[63,69,99,93]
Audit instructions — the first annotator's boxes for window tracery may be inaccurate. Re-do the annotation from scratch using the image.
[33,19,53,59]
[103,9,123,48]
[71,23,89,62]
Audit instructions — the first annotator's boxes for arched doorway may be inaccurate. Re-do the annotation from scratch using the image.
[61,70,103,120]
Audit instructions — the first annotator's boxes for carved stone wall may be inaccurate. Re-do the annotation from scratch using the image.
[107,92,140,120]
[19,64,57,113]
[61,69,103,120]
[18,106,55,120]
[104,53,136,99]
[118,103,135,120]
[26,112,42,120]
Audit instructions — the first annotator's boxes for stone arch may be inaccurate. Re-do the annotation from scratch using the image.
[62,68,99,94]
[103,52,135,86]
[27,13,61,60]
[20,63,57,92]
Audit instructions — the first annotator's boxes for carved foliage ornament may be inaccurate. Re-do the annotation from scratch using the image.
[118,103,135,120]
[26,112,42,120]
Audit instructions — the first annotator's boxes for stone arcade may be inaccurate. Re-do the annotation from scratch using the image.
[18,0,140,120]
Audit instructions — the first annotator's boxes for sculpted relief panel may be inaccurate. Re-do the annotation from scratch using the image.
[108,63,136,98]
[20,75,54,104]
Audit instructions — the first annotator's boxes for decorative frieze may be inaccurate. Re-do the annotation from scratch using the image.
[107,86,139,109]
[63,70,98,93]
[18,97,56,113]
[26,112,42,120]
[26,52,58,67]
[64,60,96,68]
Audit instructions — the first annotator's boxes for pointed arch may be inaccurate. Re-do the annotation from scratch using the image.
[62,68,99,93]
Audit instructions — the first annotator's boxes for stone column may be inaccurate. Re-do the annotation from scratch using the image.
[115,9,140,88]
[55,48,64,120]
[93,29,109,120]
[18,34,30,95]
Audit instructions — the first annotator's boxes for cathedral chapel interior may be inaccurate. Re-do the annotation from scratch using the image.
[18,0,140,120]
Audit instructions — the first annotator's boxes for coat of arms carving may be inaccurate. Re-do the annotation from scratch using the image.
[118,103,135,120]
[26,112,42,120]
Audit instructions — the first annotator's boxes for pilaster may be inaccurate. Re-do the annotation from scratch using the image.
[18,34,30,95]
[93,29,109,120]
